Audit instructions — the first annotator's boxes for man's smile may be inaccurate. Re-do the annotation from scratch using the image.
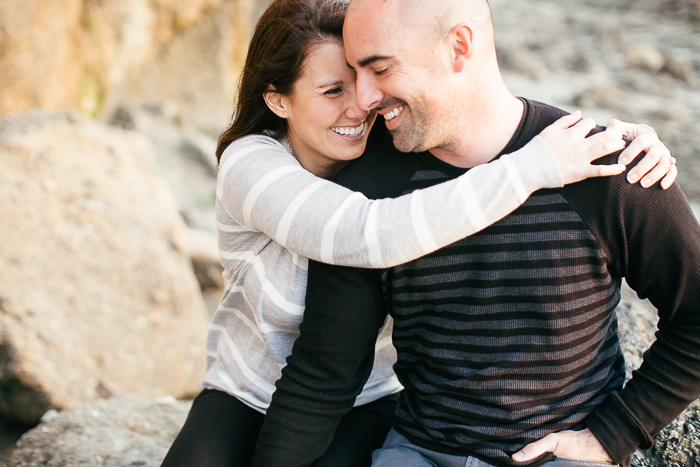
[382,105,404,121]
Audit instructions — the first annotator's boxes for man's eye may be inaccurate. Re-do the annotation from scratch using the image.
[324,87,343,96]
[374,67,389,76]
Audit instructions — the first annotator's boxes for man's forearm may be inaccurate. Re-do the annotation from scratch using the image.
[569,178,700,464]
[250,261,389,467]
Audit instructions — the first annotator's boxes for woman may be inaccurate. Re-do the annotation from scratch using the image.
[161,1,677,466]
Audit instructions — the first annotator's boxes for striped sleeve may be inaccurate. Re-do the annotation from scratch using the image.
[217,134,563,268]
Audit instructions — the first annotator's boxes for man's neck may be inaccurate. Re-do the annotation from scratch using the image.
[428,94,525,169]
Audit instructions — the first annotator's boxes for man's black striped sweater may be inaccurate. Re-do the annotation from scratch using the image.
[250,100,700,467]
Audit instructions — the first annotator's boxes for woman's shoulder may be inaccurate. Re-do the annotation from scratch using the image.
[218,132,299,179]
[220,132,288,163]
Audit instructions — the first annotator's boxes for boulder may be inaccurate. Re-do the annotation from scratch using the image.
[627,44,666,73]
[184,228,224,315]
[8,395,191,467]
[0,0,270,133]
[0,111,209,426]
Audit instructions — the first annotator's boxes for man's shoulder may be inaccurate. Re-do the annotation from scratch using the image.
[520,99,569,137]
[334,134,423,200]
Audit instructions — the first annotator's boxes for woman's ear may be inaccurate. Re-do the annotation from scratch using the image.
[263,86,290,119]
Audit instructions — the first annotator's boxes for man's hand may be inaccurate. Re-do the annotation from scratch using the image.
[607,119,678,190]
[512,428,614,464]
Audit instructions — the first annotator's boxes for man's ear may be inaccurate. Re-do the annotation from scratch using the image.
[450,23,474,73]
[263,86,290,119]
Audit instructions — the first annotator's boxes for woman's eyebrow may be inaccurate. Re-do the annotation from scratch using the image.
[316,79,345,88]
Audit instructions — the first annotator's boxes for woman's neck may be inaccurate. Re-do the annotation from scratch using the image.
[285,134,347,180]
[301,157,349,179]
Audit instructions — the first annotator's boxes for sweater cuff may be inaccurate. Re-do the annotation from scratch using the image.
[506,135,565,192]
[585,392,655,464]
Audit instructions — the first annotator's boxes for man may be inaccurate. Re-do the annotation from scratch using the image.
[250,0,700,466]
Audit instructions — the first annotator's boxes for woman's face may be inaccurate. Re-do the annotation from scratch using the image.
[281,41,377,177]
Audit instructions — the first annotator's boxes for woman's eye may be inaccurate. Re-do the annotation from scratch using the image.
[324,87,343,96]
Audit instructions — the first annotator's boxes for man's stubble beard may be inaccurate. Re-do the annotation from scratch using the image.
[389,96,450,154]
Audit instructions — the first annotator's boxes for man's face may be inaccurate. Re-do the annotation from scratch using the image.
[343,1,450,153]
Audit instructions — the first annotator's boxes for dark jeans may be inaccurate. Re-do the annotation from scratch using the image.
[161,388,398,467]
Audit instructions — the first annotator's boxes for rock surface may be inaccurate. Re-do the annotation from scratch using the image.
[0,0,272,133]
[617,296,700,466]
[5,300,700,466]
[492,0,700,202]
[185,228,225,315]
[8,395,191,467]
[0,111,209,426]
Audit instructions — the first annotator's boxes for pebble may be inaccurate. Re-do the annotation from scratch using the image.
[627,44,666,72]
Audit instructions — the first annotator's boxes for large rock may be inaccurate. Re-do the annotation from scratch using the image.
[184,228,224,315]
[8,395,191,467]
[0,111,209,425]
[0,0,272,132]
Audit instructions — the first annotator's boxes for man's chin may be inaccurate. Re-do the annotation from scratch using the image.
[390,130,428,153]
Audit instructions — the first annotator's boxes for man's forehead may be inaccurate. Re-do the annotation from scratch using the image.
[344,0,400,63]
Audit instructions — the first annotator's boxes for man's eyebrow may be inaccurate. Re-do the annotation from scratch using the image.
[348,55,393,68]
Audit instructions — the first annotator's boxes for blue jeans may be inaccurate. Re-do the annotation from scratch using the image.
[371,429,619,467]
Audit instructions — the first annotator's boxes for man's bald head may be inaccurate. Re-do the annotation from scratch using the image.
[343,0,511,156]
[347,0,495,54]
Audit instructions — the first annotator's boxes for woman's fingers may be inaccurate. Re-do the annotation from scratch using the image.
[625,145,661,184]
[570,116,597,137]
[617,131,657,165]
[587,162,626,178]
[585,138,627,163]
[661,164,679,190]
[549,110,582,130]
[605,120,677,189]
[639,156,673,188]
[543,116,676,187]
[581,127,624,157]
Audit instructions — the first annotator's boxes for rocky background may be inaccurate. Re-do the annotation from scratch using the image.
[0,0,699,465]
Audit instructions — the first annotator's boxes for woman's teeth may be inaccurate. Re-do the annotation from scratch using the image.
[332,121,365,136]
[383,106,404,121]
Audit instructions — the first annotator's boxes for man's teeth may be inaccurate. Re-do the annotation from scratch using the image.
[332,121,365,136]
[383,106,404,121]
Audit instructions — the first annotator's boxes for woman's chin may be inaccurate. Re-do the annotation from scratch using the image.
[332,147,366,162]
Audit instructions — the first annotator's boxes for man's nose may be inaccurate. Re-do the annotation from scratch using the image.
[345,85,370,121]
[345,102,369,121]
[355,71,382,112]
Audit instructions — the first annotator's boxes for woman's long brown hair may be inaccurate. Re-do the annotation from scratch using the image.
[215,0,348,164]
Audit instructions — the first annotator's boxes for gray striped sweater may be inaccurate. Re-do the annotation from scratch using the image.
[200,131,564,412]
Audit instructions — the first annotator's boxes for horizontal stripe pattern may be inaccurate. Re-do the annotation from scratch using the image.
[203,132,563,413]
[384,177,626,464]
[203,135,405,411]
